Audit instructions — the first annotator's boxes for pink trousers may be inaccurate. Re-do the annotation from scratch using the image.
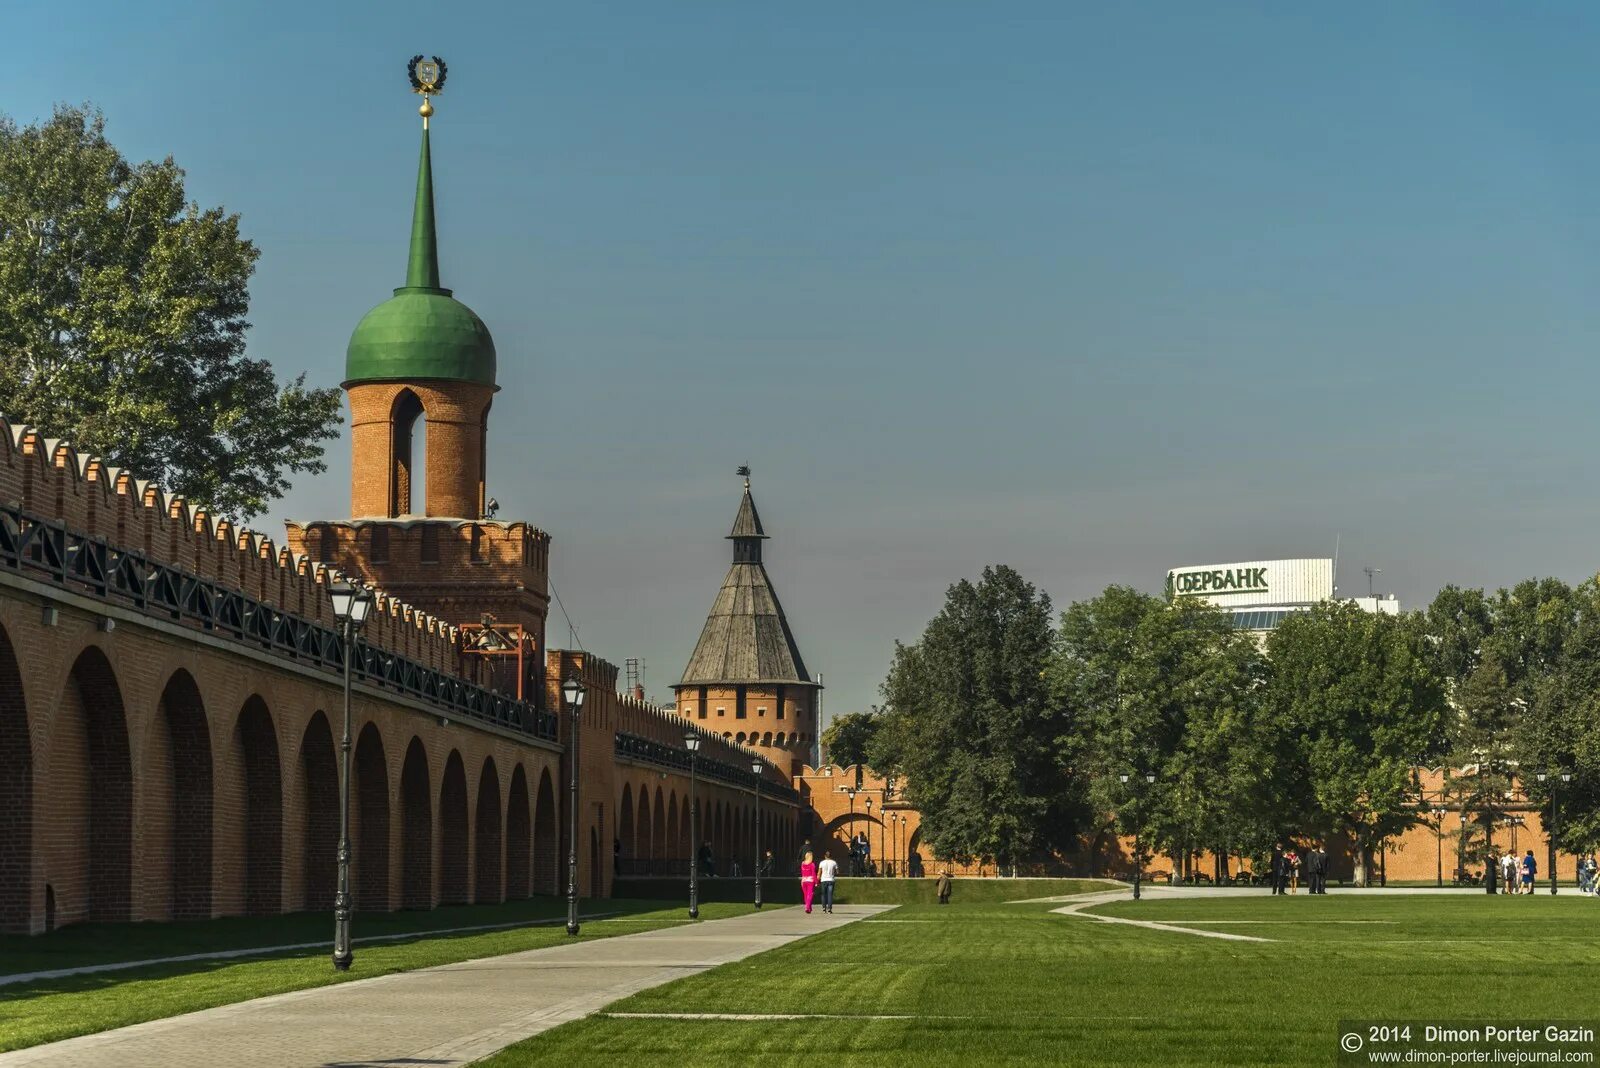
[802,878,815,911]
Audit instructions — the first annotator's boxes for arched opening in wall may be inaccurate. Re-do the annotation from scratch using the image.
[236,697,282,916]
[391,389,427,517]
[775,732,785,747]
[149,670,212,921]
[353,724,389,911]
[439,751,469,904]
[506,765,530,899]
[588,826,601,898]
[637,787,651,869]
[474,757,503,904]
[652,786,666,863]
[298,712,338,910]
[0,624,32,934]
[618,782,634,866]
[533,769,556,894]
[665,794,678,870]
[46,647,131,926]
[400,738,432,909]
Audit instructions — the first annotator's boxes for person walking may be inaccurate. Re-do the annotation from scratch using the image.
[800,851,817,913]
[1580,855,1598,895]
[1522,849,1537,894]
[1315,843,1330,894]
[1501,850,1517,895]
[817,851,839,914]
[936,869,952,905]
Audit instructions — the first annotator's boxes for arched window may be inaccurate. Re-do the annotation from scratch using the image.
[391,390,427,517]
[775,732,786,746]
[736,732,746,744]
[762,732,772,746]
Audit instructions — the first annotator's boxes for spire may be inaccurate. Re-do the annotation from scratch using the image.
[405,127,441,290]
[728,466,768,562]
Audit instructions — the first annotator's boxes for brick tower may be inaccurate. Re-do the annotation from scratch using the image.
[286,91,549,678]
[673,471,821,776]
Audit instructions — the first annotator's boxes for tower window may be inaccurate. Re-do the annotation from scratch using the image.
[420,524,440,563]
[777,705,785,720]
[736,706,746,720]
[757,707,766,717]
[317,526,336,563]
[717,707,726,717]
[470,523,483,562]
[370,525,390,563]
[698,707,707,720]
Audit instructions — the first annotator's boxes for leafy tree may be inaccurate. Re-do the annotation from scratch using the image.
[0,105,340,519]
[821,710,880,769]
[1518,578,1600,854]
[1054,587,1273,880]
[1266,603,1447,885]
[873,565,1067,873]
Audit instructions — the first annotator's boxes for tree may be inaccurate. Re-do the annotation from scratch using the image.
[1054,587,1273,881]
[0,105,340,519]
[1266,603,1447,886]
[821,711,880,769]
[1516,578,1600,855]
[873,565,1067,872]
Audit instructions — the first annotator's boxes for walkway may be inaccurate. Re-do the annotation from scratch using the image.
[0,905,892,1068]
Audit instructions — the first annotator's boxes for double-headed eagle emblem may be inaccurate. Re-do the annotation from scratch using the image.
[408,55,447,96]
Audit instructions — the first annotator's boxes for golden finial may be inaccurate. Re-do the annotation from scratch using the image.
[407,54,448,129]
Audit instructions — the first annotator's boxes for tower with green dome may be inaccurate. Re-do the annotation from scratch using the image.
[287,60,552,650]
[344,76,498,521]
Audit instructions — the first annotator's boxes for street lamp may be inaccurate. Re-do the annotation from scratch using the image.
[751,758,764,909]
[843,787,858,874]
[1536,772,1572,895]
[865,796,875,876]
[562,674,586,936]
[1120,773,1155,900]
[685,729,701,919]
[328,578,373,972]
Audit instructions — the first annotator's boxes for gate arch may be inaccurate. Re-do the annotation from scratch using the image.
[506,765,530,899]
[236,697,282,915]
[400,738,432,909]
[474,757,503,903]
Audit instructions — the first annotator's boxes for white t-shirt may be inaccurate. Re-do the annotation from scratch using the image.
[818,858,838,883]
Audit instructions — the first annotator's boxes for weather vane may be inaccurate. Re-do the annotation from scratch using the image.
[737,464,751,488]
[407,54,448,128]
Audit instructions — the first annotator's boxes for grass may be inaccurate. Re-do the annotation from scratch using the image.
[0,898,754,1053]
[480,893,1600,1067]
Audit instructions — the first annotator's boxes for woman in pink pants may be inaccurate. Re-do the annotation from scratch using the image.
[800,851,817,913]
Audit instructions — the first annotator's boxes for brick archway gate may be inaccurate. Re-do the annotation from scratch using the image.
[506,765,530,898]
[151,670,213,921]
[400,738,433,909]
[440,751,469,905]
[234,697,282,915]
[296,712,338,911]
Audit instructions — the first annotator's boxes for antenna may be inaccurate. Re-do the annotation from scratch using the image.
[625,657,645,696]
[1364,566,1382,601]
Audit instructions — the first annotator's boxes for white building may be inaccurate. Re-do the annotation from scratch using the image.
[1165,558,1399,633]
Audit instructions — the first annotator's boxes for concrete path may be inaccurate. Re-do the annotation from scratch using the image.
[0,905,893,1068]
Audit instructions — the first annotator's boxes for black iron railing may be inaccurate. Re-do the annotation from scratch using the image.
[0,504,558,742]
[614,730,800,804]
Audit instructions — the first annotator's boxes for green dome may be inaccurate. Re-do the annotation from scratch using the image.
[345,287,496,387]
[343,124,497,389]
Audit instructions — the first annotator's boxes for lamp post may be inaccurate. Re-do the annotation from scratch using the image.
[751,758,764,909]
[1536,772,1572,895]
[1120,773,1155,900]
[844,787,857,874]
[865,796,875,876]
[1430,808,1444,888]
[685,729,701,919]
[327,579,373,972]
[888,813,898,877]
[562,674,586,936]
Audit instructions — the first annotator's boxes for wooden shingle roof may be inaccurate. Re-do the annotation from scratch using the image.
[679,479,816,688]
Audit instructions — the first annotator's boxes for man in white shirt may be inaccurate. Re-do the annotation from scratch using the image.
[817,852,839,914]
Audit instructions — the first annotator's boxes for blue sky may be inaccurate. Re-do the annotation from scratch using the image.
[12,2,1600,716]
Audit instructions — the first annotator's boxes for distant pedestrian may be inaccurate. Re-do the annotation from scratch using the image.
[818,851,839,914]
[800,851,817,914]
[936,869,952,905]
[1580,855,1597,895]
[700,840,716,879]
[1500,851,1517,894]
[1287,848,1301,894]
[1270,843,1288,895]
[760,849,774,877]
[1522,850,1537,893]
[1311,843,1329,894]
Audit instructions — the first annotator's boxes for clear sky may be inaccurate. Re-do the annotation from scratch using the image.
[12,2,1600,716]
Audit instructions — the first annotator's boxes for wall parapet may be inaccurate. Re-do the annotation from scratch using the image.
[0,415,465,675]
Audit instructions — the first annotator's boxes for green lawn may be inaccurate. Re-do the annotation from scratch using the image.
[481,893,1600,1067]
[0,898,753,1052]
